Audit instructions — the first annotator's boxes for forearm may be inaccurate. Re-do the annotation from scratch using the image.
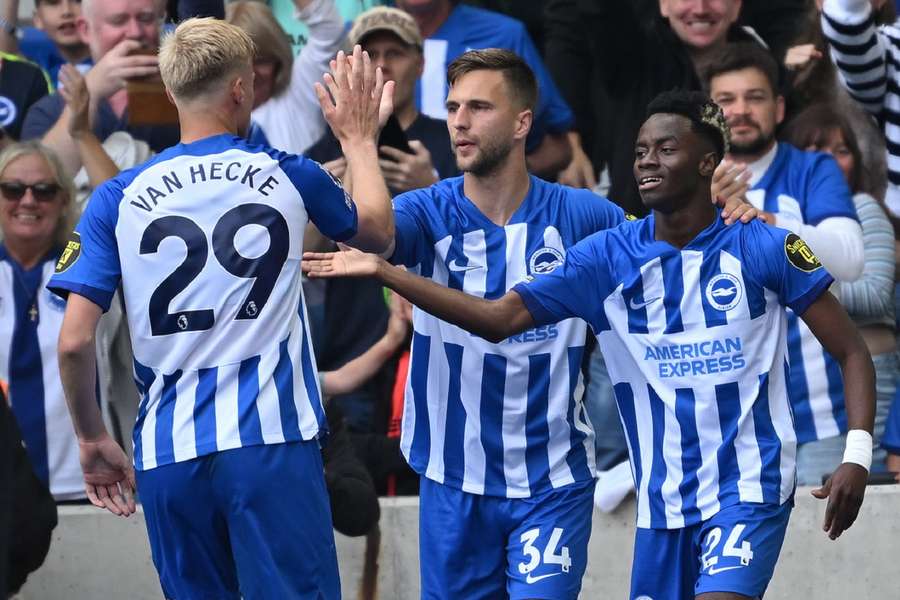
[58,331,107,441]
[375,259,530,343]
[775,216,864,281]
[526,131,573,178]
[0,0,19,54]
[323,334,401,396]
[344,141,394,254]
[43,109,85,177]
[74,134,120,187]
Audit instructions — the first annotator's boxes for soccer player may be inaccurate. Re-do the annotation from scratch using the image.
[310,48,752,599]
[48,18,395,599]
[303,90,877,599]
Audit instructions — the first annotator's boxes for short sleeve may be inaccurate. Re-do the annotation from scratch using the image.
[282,155,358,242]
[513,233,610,329]
[47,182,123,311]
[802,154,858,225]
[567,189,626,236]
[743,222,834,315]
[390,189,432,267]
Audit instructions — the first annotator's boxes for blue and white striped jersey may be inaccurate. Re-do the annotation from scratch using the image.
[515,215,833,529]
[1,247,85,499]
[391,175,625,498]
[747,143,857,443]
[48,134,357,471]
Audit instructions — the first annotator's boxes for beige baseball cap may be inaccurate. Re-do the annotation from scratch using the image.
[347,6,423,49]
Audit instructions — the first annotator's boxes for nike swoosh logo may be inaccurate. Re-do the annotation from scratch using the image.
[706,565,744,575]
[525,572,561,584]
[448,259,481,273]
[628,297,658,310]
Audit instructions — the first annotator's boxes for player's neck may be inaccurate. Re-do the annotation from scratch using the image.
[653,196,717,249]
[463,155,530,226]
[177,110,238,144]
[4,237,54,270]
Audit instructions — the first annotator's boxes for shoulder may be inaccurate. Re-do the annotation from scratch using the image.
[396,176,458,208]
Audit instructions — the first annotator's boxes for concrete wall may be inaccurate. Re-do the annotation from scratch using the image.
[20,485,900,599]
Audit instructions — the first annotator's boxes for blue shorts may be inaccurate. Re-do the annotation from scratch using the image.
[419,477,595,600]
[630,501,792,600]
[135,441,340,600]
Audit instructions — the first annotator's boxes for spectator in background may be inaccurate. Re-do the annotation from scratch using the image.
[21,0,173,178]
[544,0,766,212]
[396,0,573,178]
[0,0,92,87]
[783,103,898,475]
[707,43,865,485]
[0,141,88,501]
[821,0,900,220]
[227,0,345,155]
[0,51,51,142]
[307,6,457,193]
[268,0,380,56]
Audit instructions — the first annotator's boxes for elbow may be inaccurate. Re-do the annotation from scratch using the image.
[58,328,94,364]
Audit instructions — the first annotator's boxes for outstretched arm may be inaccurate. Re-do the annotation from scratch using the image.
[303,247,536,343]
[800,290,875,539]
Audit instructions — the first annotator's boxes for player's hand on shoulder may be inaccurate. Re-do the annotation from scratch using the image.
[79,433,137,517]
[712,160,757,225]
[303,243,383,278]
[811,462,868,540]
[315,45,395,146]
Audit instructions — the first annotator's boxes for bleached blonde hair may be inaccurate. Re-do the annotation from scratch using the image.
[158,17,257,101]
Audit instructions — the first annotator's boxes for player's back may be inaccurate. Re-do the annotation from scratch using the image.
[52,134,358,471]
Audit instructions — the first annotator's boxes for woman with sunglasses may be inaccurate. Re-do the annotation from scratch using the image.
[0,140,88,501]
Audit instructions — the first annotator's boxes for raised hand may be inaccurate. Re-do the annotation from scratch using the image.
[83,39,159,101]
[79,433,137,517]
[302,244,384,278]
[711,159,757,224]
[811,462,868,540]
[59,64,91,139]
[784,43,823,72]
[315,45,395,147]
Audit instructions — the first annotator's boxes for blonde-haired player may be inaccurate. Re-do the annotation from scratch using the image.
[50,17,394,599]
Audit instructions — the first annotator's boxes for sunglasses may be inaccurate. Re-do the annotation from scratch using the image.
[0,181,61,202]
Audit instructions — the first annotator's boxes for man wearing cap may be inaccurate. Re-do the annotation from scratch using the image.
[306,6,456,194]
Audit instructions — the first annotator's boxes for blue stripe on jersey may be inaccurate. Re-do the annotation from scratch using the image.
[565,346,592,483]
[699,252,728,329]
[660,254,685,334]
[154,371,182,463]
[132,358,157,471]
[674,388,702,524]
[442,342,466,488]
[9,264,48,485]
[624,278,650,335]
[274,338,301,443]
[715,382,742,505]
[647,386,670,529]
[237,356,264,446]
[525,354,552,493]
[825,356,847,432]
[194,367,218,456]
[480,353,507,496]
[409,332,432,468]
[785,317,816,441]
[615,383,643,502]
[743,268,768,321]
[483,229,508,300]
[299,316,326,433]
[752,372,782,505]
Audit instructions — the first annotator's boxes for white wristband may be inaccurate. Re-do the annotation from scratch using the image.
[842,429,873,472]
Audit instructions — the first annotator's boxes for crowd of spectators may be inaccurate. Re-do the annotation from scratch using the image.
[3,0,900,594]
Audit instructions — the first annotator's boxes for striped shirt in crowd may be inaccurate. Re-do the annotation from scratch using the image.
[822,0,900,216]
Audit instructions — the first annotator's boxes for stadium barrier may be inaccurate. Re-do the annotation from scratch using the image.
[21,485,899,599]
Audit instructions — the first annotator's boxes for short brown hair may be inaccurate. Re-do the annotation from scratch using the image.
[704,42,781,96]
[447,48,538,111]
[226,2,294,99]
[159,17,256,100]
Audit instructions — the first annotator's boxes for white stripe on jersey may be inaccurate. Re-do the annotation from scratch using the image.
[171,370,198,463]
